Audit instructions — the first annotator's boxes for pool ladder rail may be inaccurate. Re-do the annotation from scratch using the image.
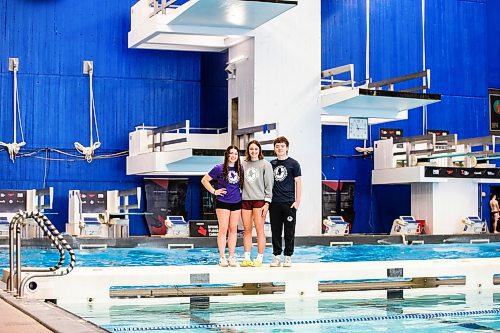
[7,211,76,297]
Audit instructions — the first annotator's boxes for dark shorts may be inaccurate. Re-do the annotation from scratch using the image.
[241,200,266,210]
[216,200,242,211]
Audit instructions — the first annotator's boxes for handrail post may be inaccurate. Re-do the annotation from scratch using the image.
[16,224,22,295]
[8,220,15,292]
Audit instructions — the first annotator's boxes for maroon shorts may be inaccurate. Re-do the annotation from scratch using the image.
[242,200,267,210]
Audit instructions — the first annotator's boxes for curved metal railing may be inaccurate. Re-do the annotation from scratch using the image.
[8,211,76,297]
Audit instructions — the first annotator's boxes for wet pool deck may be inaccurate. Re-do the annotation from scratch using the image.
[0,282,109,333]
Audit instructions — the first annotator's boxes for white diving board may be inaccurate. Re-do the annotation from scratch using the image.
[126,121,278,176]
[129,0,298,52]
[320,65,441,125]
[321,88,441,125]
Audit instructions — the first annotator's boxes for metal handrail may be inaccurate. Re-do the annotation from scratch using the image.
[368,69,430,92]
[8,211,76,297]
[149,0,178,17]
[321,64,355,90]
[150,120,189,150]
[235,123,278,149]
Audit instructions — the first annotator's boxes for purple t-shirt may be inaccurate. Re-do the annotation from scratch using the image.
[208,164,242,204]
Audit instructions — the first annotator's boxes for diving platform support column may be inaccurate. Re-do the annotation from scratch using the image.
[228,2,322,236]
[411,182,478,234]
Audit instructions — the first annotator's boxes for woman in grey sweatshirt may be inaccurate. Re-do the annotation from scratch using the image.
[240,140,274,267]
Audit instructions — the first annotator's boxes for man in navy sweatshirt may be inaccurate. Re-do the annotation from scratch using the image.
[269,136,302,267]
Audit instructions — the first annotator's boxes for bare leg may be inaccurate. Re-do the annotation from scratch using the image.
[253,208,266,254]
[227,210,241,257]
[494,214,500,233]
[216,208,230,258]
[242,209,253,253]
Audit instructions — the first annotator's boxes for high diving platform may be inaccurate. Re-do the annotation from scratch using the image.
[320,65,441,126]
[372,134,500,235]
[129,0,297,52]
[5,258,499,305]
[127,120,278,175]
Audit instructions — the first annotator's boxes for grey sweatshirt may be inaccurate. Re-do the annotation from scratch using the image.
[241,159,274,202]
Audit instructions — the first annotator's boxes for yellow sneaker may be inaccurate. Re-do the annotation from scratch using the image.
[240,259,254,267]
[252,259,262,267]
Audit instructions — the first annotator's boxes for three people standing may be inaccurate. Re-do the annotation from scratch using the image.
[202,136,301,267]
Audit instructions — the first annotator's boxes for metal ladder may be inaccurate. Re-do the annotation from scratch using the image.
[7,211,76,297]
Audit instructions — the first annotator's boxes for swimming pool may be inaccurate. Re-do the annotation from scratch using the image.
[1,243,499,268]
[61,291,500,332]
[3,243,499,332]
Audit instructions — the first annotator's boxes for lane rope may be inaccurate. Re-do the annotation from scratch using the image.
[110,308,500,331]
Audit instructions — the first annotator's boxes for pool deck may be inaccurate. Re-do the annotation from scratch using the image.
[0,282,109,333]
[1,233,499,248]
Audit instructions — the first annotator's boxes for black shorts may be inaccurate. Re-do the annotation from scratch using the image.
[216,200,242,211]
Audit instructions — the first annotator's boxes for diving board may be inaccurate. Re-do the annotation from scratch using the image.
[320,65,441,125]
[129,0,297,52]
[322,88,441,120]
[126,121,278,175]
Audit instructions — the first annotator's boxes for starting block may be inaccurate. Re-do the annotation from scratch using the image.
[164,216,189,237]
[323,216,350,235]
[390,216,419,235]
[459,216,486,234]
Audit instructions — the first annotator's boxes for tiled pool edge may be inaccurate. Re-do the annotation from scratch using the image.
[0,281,109,333]
[1,233,499,248]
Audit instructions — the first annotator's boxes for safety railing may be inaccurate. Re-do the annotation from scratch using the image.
[321,64,431,93]
[135,121,229,153]
[368,69,430,92]
[235,123,278,149]
[150,120,189,151]
[8,211,75,297]
[148,0,180,17]
[321,64,355,90]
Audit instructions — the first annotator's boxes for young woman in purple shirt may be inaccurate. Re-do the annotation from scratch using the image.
[201,145,244,267]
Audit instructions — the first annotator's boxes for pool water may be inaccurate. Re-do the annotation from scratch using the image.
[61,292,500,333]
[2,243,498,332]
[0,243,499,268]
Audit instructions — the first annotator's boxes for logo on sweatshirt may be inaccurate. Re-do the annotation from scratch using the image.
[274,165,288,182]
[228,171,240,184]
[246,167,259,183]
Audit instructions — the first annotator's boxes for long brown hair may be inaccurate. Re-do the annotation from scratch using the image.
[222,145,244,189]
[244,140,264,161]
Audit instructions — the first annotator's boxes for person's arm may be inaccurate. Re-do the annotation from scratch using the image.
[291,176,302,209]
[201,174,226,196]
[261,162,274,217]
[263,161,274,204]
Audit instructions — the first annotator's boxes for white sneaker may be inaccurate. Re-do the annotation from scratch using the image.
[228,256,238,267]
[283,256,292,267]
[219,257,229,267]
[270,255,282,267]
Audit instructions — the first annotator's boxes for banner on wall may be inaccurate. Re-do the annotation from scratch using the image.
[489,89,500,134]
[80,191,107,213]
[144,178,188,236]
[0,190,27,212]
[379,128,403,140]
[426,129,449,137]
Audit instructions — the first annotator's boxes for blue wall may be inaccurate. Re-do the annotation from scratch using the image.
[321,0,493,232]
[0,0,202,234]
[0,0,498,235]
